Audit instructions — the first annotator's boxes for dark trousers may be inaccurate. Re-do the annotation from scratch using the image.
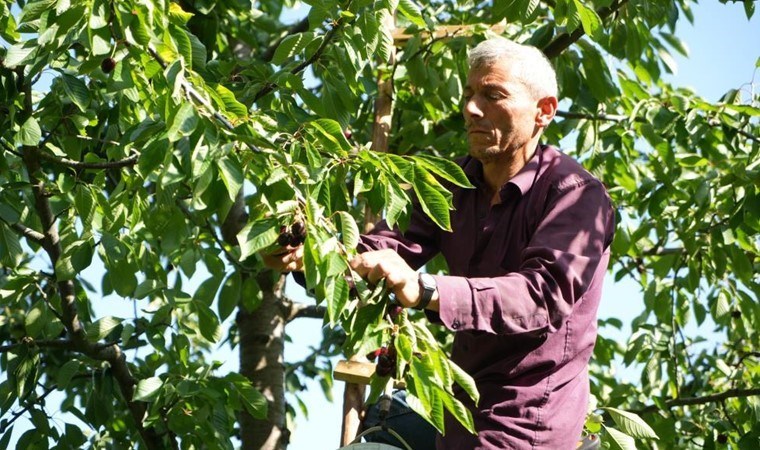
[361,390,437,450]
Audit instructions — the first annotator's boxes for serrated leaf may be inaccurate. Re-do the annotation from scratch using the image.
[133,377,163,402]
[237,218,279,261]
[412,167,452,231]
[272,32,314,66]
[604,425,637,450]
[398,0,425,27]
[0,224,23,267]
[19,117,41,146]
[167,102,198,142]
[133,279,165,299]
[215,85,247,118]
[603,407,658,440]
[195,302,222,343]
[56,360,81,389]
[326,275,349,325]
[573,0,602,38]
[4,40,38,68]
[438,386,475,433]
[449,360,479,406]
[86,316,123,342]
[412,155,473,188]
[233,380,268,419]
[308,118,351,154]
[217,156,243,201]
[60,74,91,112]
[218,272,241,321]
[337,211,360,249]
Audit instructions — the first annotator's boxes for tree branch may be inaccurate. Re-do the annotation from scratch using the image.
[0,384,57,435]
[543,0,630,59]
[16,72,165,449]
[1,219,46,243]
[0,338,73,352]
[252,14,351,103]
[635,388,760,414]
[285,301,327,322]
[35,150,138,169]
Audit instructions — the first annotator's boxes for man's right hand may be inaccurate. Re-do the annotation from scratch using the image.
[261,245,304,273]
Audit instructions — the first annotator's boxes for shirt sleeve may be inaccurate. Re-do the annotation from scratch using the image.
[434,178,615,336]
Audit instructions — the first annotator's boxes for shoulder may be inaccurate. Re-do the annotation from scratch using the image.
[540,145,605,193]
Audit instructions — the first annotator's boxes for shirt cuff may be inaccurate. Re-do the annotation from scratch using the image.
[431,274,477,331]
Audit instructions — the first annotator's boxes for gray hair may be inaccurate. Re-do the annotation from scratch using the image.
[468,38,558,99]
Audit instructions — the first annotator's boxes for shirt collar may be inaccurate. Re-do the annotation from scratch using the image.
[461,144,548,201]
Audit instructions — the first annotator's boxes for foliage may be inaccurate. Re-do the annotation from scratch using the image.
[0,0,758,449]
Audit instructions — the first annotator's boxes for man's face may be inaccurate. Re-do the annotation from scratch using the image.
[463,61,540,163]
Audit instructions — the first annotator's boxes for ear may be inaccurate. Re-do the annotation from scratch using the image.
[535,96,558,127]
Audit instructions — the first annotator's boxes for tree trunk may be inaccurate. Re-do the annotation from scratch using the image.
[238,272,289,450]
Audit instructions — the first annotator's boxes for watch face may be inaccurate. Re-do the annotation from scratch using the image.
[420,273,436,289]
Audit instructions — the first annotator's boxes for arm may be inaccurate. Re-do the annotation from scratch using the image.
[432,178,615,336]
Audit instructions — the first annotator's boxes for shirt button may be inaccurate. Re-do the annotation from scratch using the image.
[451,320,460,330]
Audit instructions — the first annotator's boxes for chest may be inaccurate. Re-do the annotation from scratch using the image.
[439,186,545,277]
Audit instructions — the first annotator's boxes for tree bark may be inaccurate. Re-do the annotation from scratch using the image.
[238,272,289,450]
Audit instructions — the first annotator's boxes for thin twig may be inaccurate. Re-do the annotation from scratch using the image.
[634,388,760,414]
[36,150,138,169]
[0,338,74,353]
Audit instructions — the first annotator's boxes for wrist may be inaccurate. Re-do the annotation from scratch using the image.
[415,273,437,310]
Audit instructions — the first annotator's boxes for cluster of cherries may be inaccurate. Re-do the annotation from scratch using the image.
[367,345,397,378]
[277,221,306,247]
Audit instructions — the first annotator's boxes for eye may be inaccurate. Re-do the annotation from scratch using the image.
[486,91,505,100]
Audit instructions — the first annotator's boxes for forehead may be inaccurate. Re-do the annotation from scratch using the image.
[466,61,522,89]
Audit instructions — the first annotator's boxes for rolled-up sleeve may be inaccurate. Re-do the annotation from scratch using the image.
[435,178,614,336]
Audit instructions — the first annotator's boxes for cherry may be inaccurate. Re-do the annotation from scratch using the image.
[101,57,116,73]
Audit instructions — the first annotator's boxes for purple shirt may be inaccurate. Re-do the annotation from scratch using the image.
[360,145,615,449]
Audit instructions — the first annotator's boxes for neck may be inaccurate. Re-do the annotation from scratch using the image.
[481,143,539,203]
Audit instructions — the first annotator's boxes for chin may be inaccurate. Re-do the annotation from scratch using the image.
[469,146,505,162]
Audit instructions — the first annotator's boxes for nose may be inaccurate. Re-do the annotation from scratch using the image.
[464,96,483,121]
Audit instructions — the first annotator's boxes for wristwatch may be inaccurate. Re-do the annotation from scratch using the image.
[416,273,437,310]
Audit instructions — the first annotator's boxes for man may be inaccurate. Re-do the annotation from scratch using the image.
[265,37,615,450]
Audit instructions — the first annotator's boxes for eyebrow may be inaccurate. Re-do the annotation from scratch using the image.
[464,83,508,92]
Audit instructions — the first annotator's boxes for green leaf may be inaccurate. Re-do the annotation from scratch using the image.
[19,117,41,146]
[195,302,222,343]
[337,211,360,249]
[603,425,637,450]
[240,275,263,313]
[573,0,602,39]
[133,376,163,402]
[215,85,247,118]
[24,303,46,338]
[272,32,315,66]
[603,407,658,439]
[60,74,90,112]
[232,380,268,419]
[4,40,38,68]
[438,386,475,434]
[449,360,479,406]
[218,272,241,322]
[397,0,426,27]
[412,167,451,231]
[217,156,243,201]
[412,155,474,188]
[56,360,81,389]
[326,275,349,326]
[133,279,165,299]
[86,316,123,342]
[167,102,199,142]
[729,246,753,284]
[308,118,351,154]
[237,218,280,261]
[0,224,23,267]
